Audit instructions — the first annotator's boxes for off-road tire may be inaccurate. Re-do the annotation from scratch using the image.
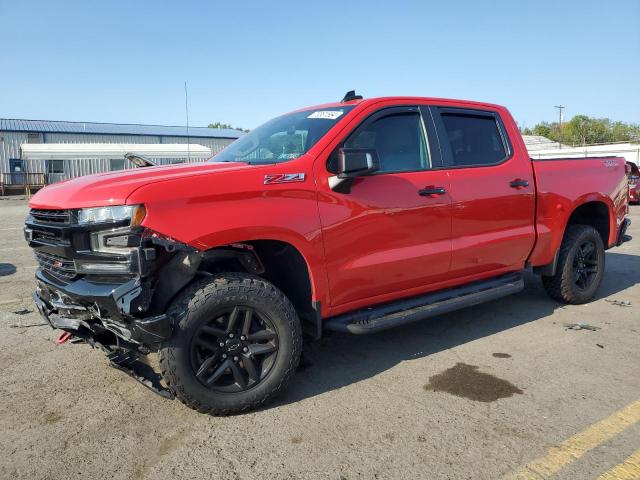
[541,224,605,304]
[159,273,302,415]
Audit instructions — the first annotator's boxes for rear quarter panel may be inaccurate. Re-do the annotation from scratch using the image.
[528,157,628,266]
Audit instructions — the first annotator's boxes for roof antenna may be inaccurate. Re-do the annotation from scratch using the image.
[184,81,190,162]
[341,90,363,103]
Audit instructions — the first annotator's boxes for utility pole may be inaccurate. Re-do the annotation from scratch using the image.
[185,81,191,162]
[554,105,565,149]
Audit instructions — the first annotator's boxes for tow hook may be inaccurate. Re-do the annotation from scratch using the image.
[56,331,73,344]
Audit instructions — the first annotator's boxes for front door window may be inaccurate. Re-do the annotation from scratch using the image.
[344,112,430,172]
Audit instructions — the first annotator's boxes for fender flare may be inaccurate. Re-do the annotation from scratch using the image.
[190,227,329,310]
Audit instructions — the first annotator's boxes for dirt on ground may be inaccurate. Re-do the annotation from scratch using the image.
[1,197,638,480]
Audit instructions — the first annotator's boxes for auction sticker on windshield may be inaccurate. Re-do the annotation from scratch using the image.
[307,110,344,120]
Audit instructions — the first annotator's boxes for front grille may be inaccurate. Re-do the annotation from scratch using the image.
[32,229,68,245]
[30,209,73,225]
[35,251,77,280]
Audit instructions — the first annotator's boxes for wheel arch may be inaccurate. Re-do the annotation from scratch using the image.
[564,199,612,247]
[533,197,613,276]
[197,236,324,339]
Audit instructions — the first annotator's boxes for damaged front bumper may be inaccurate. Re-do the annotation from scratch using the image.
[33,285,176,398]
[24,209,204,351]
[32,269,172,350]
[24,208,210,399]
[32,270,178,398]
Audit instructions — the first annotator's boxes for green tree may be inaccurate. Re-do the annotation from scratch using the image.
[208,122,250,132]
[532,123,553,138]
[523,115,639,145]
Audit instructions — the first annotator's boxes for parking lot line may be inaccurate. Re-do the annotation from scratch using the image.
[504,399,640,479]
[597,448,640,480]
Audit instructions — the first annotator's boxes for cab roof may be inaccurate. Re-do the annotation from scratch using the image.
[291,96,506,114]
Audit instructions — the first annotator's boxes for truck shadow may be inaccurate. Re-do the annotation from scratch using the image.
[277,251,639,407]
[0,263,17,277]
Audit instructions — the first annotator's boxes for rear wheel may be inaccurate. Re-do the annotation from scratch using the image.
[541,224,605,304]
[159,273,302,415]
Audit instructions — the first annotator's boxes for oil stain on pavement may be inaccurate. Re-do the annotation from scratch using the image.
[424,363,522,402]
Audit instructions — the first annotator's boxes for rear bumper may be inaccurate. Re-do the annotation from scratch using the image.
[33,269,171,348]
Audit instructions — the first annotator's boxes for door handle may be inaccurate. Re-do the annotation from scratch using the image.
[418,187,447,196]
[510,179,529,188]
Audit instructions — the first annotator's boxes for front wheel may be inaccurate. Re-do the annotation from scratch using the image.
[159,273,302,415]
[541,224,605,304]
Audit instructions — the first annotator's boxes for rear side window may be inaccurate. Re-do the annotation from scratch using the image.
[344,112,429,173]
[440,112,508,167]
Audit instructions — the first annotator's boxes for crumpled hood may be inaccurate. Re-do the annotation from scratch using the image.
[29,162,250,209]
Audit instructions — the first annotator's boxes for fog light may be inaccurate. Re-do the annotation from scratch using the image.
[75,261,131,274]
[90,227,141,254]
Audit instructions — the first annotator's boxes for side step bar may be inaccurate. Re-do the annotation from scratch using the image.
[324,272,524,335]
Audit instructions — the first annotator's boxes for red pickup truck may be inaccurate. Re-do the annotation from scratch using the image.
[25,93,630,414]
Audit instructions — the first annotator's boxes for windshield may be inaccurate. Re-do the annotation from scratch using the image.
[210,106,354,164]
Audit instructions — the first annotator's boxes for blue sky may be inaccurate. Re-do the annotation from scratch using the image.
[1,0,638,130]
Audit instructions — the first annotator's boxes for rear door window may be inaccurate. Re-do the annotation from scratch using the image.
[437,110,509,167]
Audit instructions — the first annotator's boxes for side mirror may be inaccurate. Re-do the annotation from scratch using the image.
[329,148,379,193]
[338,148,380,178]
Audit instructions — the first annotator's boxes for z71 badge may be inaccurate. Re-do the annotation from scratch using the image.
[263,173,306,185]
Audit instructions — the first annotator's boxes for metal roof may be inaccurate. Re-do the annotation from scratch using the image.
[0,118,243,139]
[21,143,212,160]
[522,135,570,151]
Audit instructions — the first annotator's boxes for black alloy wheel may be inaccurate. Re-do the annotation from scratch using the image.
[159,273,302,415]
[191,305,279,392]
[573,240,600,291]
[541,224,605,305]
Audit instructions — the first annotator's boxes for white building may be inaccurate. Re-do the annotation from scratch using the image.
[0,118,243,192]
[523,135,640,166]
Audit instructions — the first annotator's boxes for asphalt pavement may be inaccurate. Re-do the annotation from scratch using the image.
[1,198,638,480]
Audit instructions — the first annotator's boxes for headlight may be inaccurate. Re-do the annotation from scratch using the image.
[77,205,146,226]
